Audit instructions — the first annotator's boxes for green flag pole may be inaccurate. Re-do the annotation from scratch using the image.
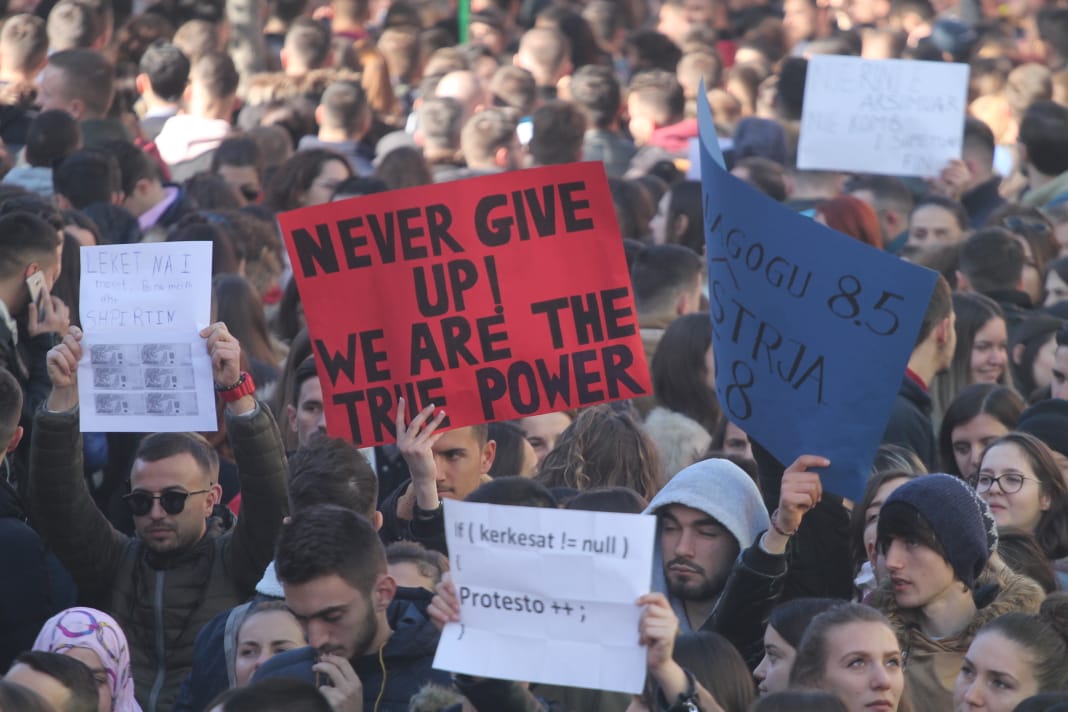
[459,0,470,43]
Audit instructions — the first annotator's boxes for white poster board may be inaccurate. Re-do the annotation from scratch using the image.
[797,55,969,177]
[433,499,656,694]
[78,242,216,432]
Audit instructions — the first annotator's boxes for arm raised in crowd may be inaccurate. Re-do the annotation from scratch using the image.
[706,455,828,668]
[28,326,128,602]
[207,322,290,597]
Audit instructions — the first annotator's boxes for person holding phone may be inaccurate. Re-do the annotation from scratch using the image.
[0,206,68,497]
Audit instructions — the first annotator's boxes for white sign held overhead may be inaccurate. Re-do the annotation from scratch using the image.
[797,55,969,177]
[433,499,656,694]
[78,242,216,433]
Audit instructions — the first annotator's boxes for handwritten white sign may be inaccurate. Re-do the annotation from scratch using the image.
[78,242,215,432]
[433,499,656,694]
[797,55,969,177]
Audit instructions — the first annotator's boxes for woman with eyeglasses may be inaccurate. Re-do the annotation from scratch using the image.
[975,431,1068,586]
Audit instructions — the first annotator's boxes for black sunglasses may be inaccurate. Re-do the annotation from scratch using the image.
[123,489,211,516]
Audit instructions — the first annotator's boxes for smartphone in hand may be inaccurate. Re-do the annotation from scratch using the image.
[26,270,47,324]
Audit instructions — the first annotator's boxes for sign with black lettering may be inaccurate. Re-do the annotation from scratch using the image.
[797,55,969,177]
[698,92,939,499]
[276,163,651,446]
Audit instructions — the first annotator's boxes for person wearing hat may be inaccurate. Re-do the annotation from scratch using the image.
[644,453,826,667]
[872,474,1044,709]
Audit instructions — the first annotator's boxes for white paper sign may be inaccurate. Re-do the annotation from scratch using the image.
[797,56,969,177]
[78,242,216,432]
[433,499,656,694]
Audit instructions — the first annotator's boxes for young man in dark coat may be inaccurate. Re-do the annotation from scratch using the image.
[254,505,451,711]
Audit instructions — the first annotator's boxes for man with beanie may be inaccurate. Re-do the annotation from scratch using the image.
[644,454,827,666]
[873,474,1044,708]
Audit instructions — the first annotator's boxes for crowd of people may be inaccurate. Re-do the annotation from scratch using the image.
[4,0,1068,708]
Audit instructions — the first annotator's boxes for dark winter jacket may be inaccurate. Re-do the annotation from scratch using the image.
[254,587,452,712]
[379,480,448,555]
[28,404,289,712]
[0,475,77,672]
[882,375,935,470]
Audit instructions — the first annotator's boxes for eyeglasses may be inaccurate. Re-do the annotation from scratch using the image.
[123,489,211,516]
[972,473,1039,494]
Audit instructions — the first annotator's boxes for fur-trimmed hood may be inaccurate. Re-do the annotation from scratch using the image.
[872,556,1045,653]
[643,407,712,485]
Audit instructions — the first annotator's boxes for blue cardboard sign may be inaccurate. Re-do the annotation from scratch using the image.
[697,91,938,500]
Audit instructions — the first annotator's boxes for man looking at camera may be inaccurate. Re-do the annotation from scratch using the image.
[27,323,288,712]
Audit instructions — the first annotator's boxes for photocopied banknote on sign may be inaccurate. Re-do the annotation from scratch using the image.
[433,499,656,694]
[78,242,216,432]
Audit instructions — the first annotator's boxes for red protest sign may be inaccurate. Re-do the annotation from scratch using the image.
[277,162,651,447]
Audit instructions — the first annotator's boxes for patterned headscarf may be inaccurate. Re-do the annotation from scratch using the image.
[33,607,143,712]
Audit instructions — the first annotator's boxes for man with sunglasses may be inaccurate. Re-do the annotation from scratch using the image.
[26,323,289,712]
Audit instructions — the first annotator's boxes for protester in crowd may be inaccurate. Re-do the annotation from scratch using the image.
[1010,314,1064,400]
[229,601,305,688]
[849,470,920,599]
[815,195,883,250]
[906,196,970,251]
[1,110,81,197]
[976,432,1068,582]
[952,593,1068,711]
[517,411,573,467]
[847,175,913,252]
[155,52,239,179]
[5,650,99,712]
[28,325,289,710]
[0,679,55,712]
[932,292,1011,426]
[538,405,660,500]
[1053,324,1068,399]
[710,420,755,462]
[998,528,1060,594]
[135,42,189,142]
[385,541,448,592]
[382,398,496,554]
[873,474,1043,707]
[37,49,127,146]
[486,421,537,478]
[788,604,910,712]
[645,453,827,667]
[753,598,842,698]
[882,276,955,470]
[254,505,451,709]
[631,244,704,371]
[32,607,142,712]
[937,384,1024,477]
[206,679,332,712]
[959,228,1033,329]
[264,149,353,212]
[645,313,720,484]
